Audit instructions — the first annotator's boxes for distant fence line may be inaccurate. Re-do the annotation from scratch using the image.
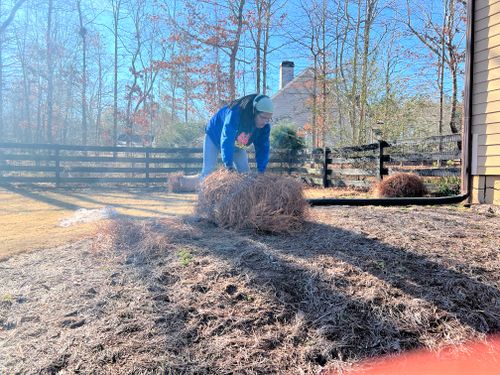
[0,134,461,189]
[304,134,462,189]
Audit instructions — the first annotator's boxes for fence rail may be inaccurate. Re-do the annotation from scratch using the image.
[0,143,203,186]
[298,134,461,189]
[0,134,462,191]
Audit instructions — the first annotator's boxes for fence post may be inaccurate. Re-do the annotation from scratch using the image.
[323,147,330,188]
[145,150,150,187]
[55,145,60,187]
[377,140,390,180]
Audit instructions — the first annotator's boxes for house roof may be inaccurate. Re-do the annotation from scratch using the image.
[271,67,315,100]
[270,67,315,128]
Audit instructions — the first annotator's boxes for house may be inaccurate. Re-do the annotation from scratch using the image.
[271,61,340,148]
[464,0,500,204]
[271,62,316,146]
[117,133,155,147]
[271,62,313,129]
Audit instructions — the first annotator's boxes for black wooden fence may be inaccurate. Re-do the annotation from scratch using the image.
[0,143,202,186]
[0,134,461,189]
[300,134,461,188]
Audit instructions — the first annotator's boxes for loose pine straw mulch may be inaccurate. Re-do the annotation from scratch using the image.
[1,205,499,374]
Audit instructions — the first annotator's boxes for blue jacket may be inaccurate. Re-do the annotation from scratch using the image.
[205,105,270,173]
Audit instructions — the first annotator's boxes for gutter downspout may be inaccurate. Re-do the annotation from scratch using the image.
[307,195,468,207]
[308,2,474,208]
[461,0,475,204]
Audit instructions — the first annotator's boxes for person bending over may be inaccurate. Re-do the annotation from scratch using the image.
[200,93,274,180]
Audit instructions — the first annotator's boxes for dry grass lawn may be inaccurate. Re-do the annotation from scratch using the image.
[0,186,197,260]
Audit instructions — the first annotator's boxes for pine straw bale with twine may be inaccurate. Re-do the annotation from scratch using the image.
[197,169,308,233]
[166,172,184,193]
[167,172,200,193]
[375,172,428,198]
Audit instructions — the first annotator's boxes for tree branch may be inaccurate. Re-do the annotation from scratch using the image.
[0,0,27,35]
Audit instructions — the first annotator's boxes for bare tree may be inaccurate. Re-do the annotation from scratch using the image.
[0,0,27,140]
[110,0,123,146]
[286,0,336,148]
[77,0,88,144]
[181,0,247,102]
[404,0,466,135]
[13,3,32,142]
[358,0,379,143]
[0,0,26,34]
[247,0,286,94]
[122,0,167,140]
[46,0,54,143]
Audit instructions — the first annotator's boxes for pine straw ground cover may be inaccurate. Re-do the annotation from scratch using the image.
[1,205,499,374]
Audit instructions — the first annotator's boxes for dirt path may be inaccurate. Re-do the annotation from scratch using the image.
[1,205,499,374]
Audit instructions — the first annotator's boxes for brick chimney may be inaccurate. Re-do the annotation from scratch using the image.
[279,61,295,89]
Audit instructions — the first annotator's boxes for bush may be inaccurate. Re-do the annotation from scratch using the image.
[375,173,428,198]
[270,123,306,173]
[270,123,306,153]
[435,176,461,197]
[156,121,205,147]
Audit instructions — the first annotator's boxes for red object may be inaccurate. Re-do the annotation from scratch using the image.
[336,336,500,375]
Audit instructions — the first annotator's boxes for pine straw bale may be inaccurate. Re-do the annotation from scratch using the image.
[197,169,308,233]
[166,172,184,193]
[168,173,200,193]
[375,173,428,198]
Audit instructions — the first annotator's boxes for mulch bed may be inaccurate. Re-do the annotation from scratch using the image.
[1,204,499,374]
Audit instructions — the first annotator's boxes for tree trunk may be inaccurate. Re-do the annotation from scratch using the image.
[113,0,121,146]
[171,83,176,123]
[254,0,262,93]
[96,47,103,143]
[228,0,246,100]
[438,0,448,156]
[0,0,28,140]
[447,0,459,135]
[262,0,271,95]
[312,53,318,148]
[46,0,54,143]
[184,70,188,123]
[321,0,327,148]
[449,61,459,134]
[359,0,376,144]
[62,71,73,144]
[351,0,361,143]
[14,9,31,142]
[77,0,88,145]
[0,36,4,140]
[35,61,43,143]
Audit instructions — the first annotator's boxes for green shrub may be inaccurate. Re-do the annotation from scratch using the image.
[270,123,306,153]
[157,121,205,147]
[270,123,306,173]
[178,248,193,266]
[435,176,461,197]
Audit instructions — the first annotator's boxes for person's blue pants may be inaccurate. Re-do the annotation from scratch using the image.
[200,135,250,180]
